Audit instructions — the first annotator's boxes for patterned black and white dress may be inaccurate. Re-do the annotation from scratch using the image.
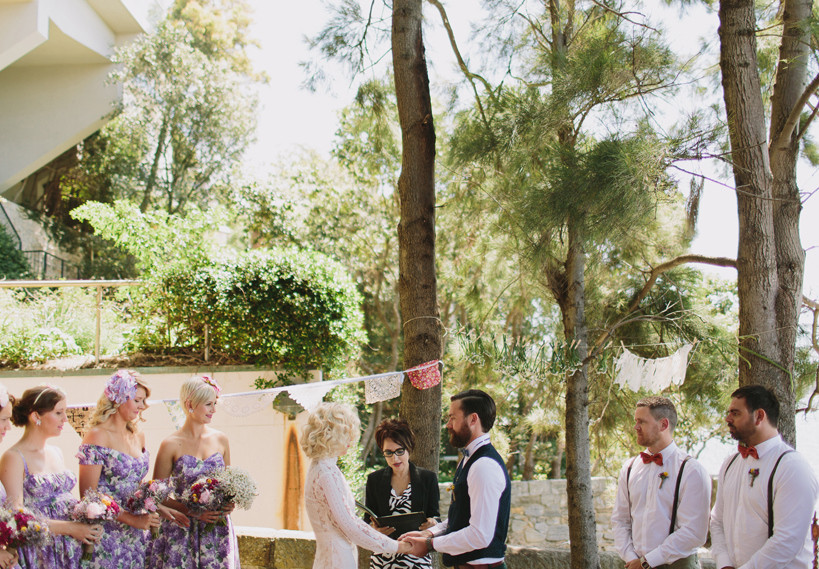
[369,483,433,569]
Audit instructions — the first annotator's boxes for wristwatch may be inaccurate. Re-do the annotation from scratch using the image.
[639,556,651,569]
[425,536,434,552]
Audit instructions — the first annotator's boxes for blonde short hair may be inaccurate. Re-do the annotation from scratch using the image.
[300,402,360,459]
[180,375,219,412]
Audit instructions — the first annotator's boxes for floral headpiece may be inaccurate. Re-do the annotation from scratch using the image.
[104,370,138,405]
[0,383,9,409]
[201,374,221,395]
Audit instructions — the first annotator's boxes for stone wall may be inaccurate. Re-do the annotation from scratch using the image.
[438,477,619,551]
[236,527,717,569]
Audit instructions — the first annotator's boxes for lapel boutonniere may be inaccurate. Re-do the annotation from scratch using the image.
[659,471,669,489]
[749,468,760,487]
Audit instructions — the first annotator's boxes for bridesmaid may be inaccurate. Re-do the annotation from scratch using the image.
[0,385,101,569]
[77,370,161,569]
[0,383,19,569]
[145,375,240,569]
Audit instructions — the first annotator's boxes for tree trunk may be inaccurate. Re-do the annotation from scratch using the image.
[392,0,442,472]
[559,223,599,569]
[719,0,811,446]
[767,0,811,446]
[550,436,564,479]
[522,431,537,480]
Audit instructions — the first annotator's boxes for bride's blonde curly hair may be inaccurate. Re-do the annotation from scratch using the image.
[300,402,360,459]
[89,370,151,434]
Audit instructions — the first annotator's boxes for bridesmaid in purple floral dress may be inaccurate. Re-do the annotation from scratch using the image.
[145,375,240,569]
[0,382,20,569]
[0,385,102,569]
[77,370,162,569]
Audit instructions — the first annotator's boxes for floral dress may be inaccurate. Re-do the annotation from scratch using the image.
[76,444,150,569]
[16,451,82,569]
[145,453,240,569]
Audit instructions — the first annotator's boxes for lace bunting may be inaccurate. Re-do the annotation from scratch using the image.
[219,392,278,417]
[365,373,403,404]
[614,344,693,392]
[286,383,335,412]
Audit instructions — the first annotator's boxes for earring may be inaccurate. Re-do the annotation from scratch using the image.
[188,409,193,414]
[35,419,41,426]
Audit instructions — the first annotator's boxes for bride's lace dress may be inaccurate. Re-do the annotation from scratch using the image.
[305,457,399,568]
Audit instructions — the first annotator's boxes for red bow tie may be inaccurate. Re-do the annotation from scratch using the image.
[640,452,663,466]
[738,445,759,459]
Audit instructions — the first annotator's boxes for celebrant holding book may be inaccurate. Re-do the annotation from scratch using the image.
[364,418,439,569]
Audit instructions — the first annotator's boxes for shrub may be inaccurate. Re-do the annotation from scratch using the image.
[130,247,366,378]
[0,224,31,279]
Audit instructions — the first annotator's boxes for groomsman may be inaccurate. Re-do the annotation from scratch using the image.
[611,396,711,569]
[710,385,819,569]
[401,389,511,568]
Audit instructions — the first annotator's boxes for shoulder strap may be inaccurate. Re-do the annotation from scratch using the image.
[724,452,740,476]
[14,449,29,474]
[767,449,795,538]
[626,456,638,520]
[669,456,691,534]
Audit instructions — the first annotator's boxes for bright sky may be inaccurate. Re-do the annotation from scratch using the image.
[245,0,819,298]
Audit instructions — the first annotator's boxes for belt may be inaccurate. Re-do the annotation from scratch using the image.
[454,563,505,569]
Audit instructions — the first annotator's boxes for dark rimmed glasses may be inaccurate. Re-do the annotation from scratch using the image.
[383,448,407,458]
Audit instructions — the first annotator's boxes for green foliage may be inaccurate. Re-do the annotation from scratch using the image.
[0,288,133,367]
[0,224,31,279]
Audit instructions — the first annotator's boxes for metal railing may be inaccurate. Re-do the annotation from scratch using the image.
[0,280,142,365]
[22,250,82,280]
[0,201,22,249]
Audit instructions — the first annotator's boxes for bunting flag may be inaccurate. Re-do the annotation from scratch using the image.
[164,400,187,430]
[365,373,403,404]
[287,382,335,413]
[219,392,278,417]
[614,344,693,392]
[407,360,442,390]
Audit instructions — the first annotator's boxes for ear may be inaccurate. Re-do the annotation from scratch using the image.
[755,408,766,426]
[660,418,670,432]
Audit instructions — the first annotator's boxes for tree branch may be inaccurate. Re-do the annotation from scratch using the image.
[771,70,819,150]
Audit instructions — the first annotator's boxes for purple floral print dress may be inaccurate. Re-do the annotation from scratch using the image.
[16,451,82,569]
[76,444,150,569]
[145,453,240,569]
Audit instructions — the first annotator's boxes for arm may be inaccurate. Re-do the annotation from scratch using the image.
[0,451,26,508]
[738,455,819,569]
[430,457,505,555]
[644,463,711,567]
[317,467,403,555]
[611,460,639,564]
[710,467,732,569]
[152,438,190,528]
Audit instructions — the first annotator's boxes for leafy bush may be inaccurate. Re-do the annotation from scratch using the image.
[0,224,31,279]
[129,248,366,378]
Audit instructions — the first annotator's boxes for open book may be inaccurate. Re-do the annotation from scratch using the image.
[355,500,427,538]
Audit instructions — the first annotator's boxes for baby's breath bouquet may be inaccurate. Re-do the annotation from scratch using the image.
[215,466,258,510]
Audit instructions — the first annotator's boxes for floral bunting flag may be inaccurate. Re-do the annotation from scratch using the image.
[406,360,442,390]
[164,400,187,430]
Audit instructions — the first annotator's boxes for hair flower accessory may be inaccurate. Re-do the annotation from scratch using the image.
[104,370,138,405]
[749,468,760,487]
[0,384,9,409]
[201,375,222,395]
[659,471,669,489]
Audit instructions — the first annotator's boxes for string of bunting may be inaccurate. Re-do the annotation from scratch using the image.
[65,360,442,437]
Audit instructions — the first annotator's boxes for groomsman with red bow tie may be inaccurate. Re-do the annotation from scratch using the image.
[710,385,819,569]
[612,396,711,569]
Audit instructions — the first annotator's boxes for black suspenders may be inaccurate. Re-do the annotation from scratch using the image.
[626,454,691,535]
[724,449,794,538]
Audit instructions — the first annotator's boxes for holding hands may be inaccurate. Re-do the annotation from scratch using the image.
[399,529,434,557]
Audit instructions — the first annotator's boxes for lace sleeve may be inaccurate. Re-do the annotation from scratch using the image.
[317,466,399,555]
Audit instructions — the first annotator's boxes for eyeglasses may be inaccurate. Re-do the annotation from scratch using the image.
[383,448,407,458]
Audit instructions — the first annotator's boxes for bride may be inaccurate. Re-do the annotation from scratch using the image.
[301,402,412,568]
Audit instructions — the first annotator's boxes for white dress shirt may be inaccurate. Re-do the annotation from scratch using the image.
[429,433,507,564]
[611,442,711,567]
[710,435,819,569]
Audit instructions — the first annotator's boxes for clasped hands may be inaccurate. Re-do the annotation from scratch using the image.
[397,529,434,557]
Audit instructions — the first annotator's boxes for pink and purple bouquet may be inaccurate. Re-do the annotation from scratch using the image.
[71,489,121,560]
[124,479,171,538]
[0,505,52,550]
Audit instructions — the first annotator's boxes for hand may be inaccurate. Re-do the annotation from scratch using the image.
[0,549,17,569]
[369,520,395,535]
[420,517,437,531]
[122,511,161,531]
[396,540,413,555]
[158,504,190,528]
[72,522,103,544]
[400,530,430,539]
[625,560,643,569]
[222,502,236,515]
[195,510,224,524]
[401,536,431,557]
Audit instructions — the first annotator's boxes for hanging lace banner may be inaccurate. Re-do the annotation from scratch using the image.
[286,382,336,412]
[219,392,279,417]
[614,344,694,392]
[365,373,404,404]
[66,405,96,439]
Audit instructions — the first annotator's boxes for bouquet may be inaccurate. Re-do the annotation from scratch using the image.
[181,466,257,528]
[71,490,121,561]
[124,479,171,538]
[0,505,51,550]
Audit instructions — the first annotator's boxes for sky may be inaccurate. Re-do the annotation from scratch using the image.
[244,0,819,297]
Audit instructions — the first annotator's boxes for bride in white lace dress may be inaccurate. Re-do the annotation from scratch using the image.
[302,403,413,568]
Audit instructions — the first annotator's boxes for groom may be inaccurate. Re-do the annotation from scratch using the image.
[401,389,511,568]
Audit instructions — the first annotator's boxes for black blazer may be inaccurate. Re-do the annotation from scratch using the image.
[364,461,440,523]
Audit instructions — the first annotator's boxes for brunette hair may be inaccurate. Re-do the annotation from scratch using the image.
[451,389,496,432]
[732,384,780,427]
[12,385,66,427]
[375,418,415,453]
[636,396,678,431]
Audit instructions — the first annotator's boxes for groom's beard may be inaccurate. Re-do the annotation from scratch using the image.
[448,423,472,448]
